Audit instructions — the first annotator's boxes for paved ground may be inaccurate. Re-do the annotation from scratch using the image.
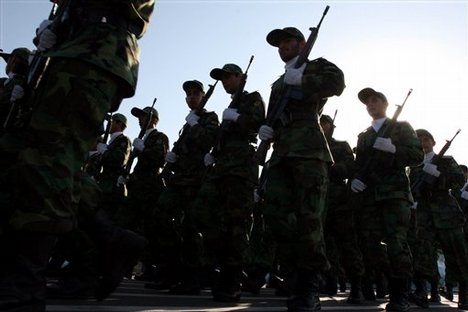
[46,279,461,311]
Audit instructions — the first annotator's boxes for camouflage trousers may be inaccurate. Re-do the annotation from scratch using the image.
[193,175,254,268]
[0,58,119,233]
[263,157,330,272]
[356,198,413,279]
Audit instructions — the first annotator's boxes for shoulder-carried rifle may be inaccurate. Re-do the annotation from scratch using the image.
[93,113,112,179]
[210,56,254,158]
[254,6,330,166]
[124,98,157,179]
[160,80,219,179]
[356,88,413,183]
[411,129,461,197]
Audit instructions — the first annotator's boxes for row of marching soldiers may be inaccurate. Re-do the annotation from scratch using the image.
[1,27,468,312]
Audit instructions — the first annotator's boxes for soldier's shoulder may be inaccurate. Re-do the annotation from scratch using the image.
[358,127,373,138]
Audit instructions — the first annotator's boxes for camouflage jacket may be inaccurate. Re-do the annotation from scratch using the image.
[45,0,155,99]
[0,74,27,131]
[354,119,423,202]
[131,129,169,179]
[97,132,131,193]
[326,137,354,207]
[268,58,345,164]
[410,155,466,229]
[83,150,102,178]
[210,91,265,183]
[169,109,219,185]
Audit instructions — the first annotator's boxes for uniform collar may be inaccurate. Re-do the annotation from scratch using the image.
[109,131,123,145]
[371,117,387,133]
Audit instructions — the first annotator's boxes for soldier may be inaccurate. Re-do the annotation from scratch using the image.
[0,1,155,311]
[319,114,366,303]
[409,129,468,309]
[192,63,265,302]
[153,80,219,294]
[120,106,168,282]
[257,27,345,312]
[350,88,423,311]
[95,113,131,220]
[0,47,30,135]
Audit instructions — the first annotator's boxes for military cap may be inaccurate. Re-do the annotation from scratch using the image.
[112,113,127,126]
[0,47,31,63]
[266,27,305,47]
[183,80,204,92]
[131,106,159,120]
[358,87,388,105]
[320,114,334,125]
[415,129,435,142]
[210,64,243,80]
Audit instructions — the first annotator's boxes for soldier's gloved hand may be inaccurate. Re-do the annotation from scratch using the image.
[461,191,468,201]
[258,125,274,141]
[10,85,25,102]
[37,28,57,51]
[116,175,127,187]
[284,63,306,86]
[350,178,367,193]
[185,110,200,126]
[422,163,440,177]
[411,201,418,209]
[222,108,240,122]
[165,151,178,163]
[36,19,53,36]
[204,153,215,166]
[133,138,145,152]
[96,143,108,154]
[373,137,396,154]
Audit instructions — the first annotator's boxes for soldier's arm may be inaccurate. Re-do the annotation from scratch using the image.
[439,157,466,199]
[232,92,266,137]
[101,137,131,169]
[137,133,168,169]
[187,112,220,152]
[302,58,345,100]
[392,121,424,168]
[331,141,355,180]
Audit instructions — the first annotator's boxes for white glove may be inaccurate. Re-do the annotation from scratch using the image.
[204,153,215,166]
[422,163,440,177]
[284,63,306,86]
[222,108,240,122]
[461,182,468,192]
[133,138,145,152]
[165,151,178,163]
[96,143,108,154]
[10,85,25,102]
[411,201,418,209]
[373,137,396,154]
[461,191,468,201]
[254,189,261,203]
[36,19,53,36]
[37,28,57,51]
[116,175,127,187]
[351,178,367,193]
[258,125,274,141]
[185,110,200,126]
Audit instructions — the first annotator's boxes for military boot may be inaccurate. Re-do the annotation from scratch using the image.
[362,277,376,301]
[408,276,429,309]
[385,278,410,312]
[441,282,454,301]
[0,231,56,312]
[376,271,389,299]
[346,275,365,304]
[212,265,242,302]
[286,270,321,312]
[458,281,468,310]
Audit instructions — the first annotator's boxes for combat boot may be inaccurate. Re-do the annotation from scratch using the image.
[362,277,376,301]
[385,278,410,312]
[212,265,242,302]
[346,275,364,304]
[458,281,468,310]
[441,282,454,301]
[0,231,56,312]
[408,276,429,309]
[286,270,321,312]
[376,271,389,299]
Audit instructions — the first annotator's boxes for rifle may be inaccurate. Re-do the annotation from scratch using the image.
[254,6,330,166]
[210,56,254,158]
[124,98,157,179]
[160,80,219,179]
[93,113,113,179]
[411,129,461,197]
[355,88,413,183]
[331,109,338,124]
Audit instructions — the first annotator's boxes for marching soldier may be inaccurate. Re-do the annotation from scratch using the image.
[193,63,265,302]
[409,129,468,310]
[0,1,155,311]
[350,88,423,311]
[258,27,345,312]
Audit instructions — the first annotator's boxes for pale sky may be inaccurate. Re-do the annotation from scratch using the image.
[1,0,467,166]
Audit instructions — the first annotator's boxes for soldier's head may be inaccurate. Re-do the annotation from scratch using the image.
[0,47,31,75]
[183,80,205,110]
[415,129,435,154]
[131,106,159,130]
[111,113,127,132]
[358,87,388,120]
[320,114,335,138]
[210,64,243,95]
[266,27,306,63]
